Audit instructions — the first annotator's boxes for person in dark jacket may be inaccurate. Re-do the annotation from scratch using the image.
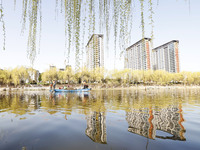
[52,80,57,90]
[83,81,88,89]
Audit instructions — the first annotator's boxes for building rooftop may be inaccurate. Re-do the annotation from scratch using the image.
[86,34,103,47]
[126,38,151,50]
[153,40,179,50]
[50,65,56,69]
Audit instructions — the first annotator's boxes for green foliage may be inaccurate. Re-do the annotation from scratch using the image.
[4,69,12,85]
[0,67,39,86]
[91,67,105,83]
[41,67,58,83]
[58,70,64,84]
[11,66,29,86]
[78,67,91,83]
[0,69,6,84]
[38,72,42,82]
[1,66,200,86]
[63,66,74,84]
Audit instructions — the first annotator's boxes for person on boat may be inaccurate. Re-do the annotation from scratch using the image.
[50,81,53,90]
[52,80,57,90]
[83,81,89,89]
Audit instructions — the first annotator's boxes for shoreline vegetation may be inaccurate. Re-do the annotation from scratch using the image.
[1,85,200,92]
[1,66,200,93]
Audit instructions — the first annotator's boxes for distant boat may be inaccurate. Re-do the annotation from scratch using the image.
[50,88,91,93]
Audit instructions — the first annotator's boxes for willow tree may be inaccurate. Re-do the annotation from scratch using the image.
[90,67,105,83]
[63,66,74,84]
[0,69,6,84]
[11,66,29,86]
[0,0,190,70]
[41,67,58,83]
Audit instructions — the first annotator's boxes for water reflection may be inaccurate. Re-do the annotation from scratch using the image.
[0,93,40,115]
[1,89,200,149]
[126,104,186,141]
[85,111,107,144]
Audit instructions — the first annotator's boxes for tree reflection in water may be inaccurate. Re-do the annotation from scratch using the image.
[1,89,200,146]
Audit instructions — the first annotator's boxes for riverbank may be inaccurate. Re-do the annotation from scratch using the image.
[92,85,200,91]
[0,86,49,92]
[1,85,200,92]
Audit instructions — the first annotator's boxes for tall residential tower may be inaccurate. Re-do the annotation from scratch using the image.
[125,38,152,70]
[86,34,104,70]
[152,40,180,73]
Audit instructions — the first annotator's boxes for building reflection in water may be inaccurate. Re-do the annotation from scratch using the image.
[85,111,107,144]
[126,104,186,141]
[27,94,40,111]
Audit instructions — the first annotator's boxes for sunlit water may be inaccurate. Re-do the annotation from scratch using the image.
[0,89,200,150]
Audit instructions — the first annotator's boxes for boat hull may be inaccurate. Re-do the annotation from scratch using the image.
[50,88,91,93]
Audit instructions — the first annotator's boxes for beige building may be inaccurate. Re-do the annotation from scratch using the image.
[86,34,104,70]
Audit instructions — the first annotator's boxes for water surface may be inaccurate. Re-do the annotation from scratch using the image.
[0,89,200,150]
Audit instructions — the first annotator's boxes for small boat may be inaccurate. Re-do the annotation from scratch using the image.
[50,88,91,93]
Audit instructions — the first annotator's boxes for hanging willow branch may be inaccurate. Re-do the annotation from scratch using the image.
[124,0,132,52]
[99,0,103,32]
[0,2,6,51]
[148,0,154,41]
[74,0,81,71]
[140,0,145,39]
[21,0,28,34]
[19,0,152,67]
[113,0,119,68]
[1,0,157,68]
[38,0,42,54]
[27,0,41,65]
[65,0,72,65]
[20,0,42,65]
[118,0,132,58]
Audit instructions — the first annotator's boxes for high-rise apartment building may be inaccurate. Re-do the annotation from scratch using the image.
[152,40,180,73]
[125,38,152,70]
[86,34,104,70]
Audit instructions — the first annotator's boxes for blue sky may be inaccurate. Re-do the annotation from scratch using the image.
[0,0,200,72]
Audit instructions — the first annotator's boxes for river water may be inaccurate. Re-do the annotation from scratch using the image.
[0,89,200,150]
